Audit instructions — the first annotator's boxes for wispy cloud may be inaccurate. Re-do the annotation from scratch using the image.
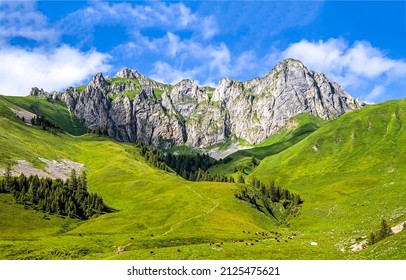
[280,38,406,103]
[141,33,259,86]
[59,1,217,47]
[1,1,405,104]
[0,1,111,96]
[0,1,59,44]
[365,85,385,104]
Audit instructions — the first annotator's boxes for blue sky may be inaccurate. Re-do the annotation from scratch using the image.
[0,1,405,103]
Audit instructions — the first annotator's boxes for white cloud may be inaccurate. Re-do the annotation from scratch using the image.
[0,1,59,44]
[200,16,219,40]
[0,45,111,96]
[143,33,258,85]
[59,1,217,45]
[343,42,400,78]
[151,61,202,85]
[0,1,113,96]
[281,38,406,102]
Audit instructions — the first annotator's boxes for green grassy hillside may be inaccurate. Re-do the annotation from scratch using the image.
[250,99,406,258]
[1,95,405,259]
[0,96,283,259]
[1,96,86,136]
[208,113,325,177]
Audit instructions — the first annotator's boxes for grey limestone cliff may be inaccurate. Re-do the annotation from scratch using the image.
[30,59,364,149]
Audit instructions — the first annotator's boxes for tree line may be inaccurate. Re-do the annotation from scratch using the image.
[0,166,107,220]
[135,141,232,182]
[30,115,63,134]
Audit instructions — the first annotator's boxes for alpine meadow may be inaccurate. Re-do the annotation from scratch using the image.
[1,58,405,260]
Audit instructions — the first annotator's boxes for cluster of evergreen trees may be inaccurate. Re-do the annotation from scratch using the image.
[233,157,258,175]
[368,218,393,245]
[135,141,171,172]
[193,169,234,182]
[135,141,231,182]
[234,177,303,223]
[0,167,106,220]
[235,177,303,205]
[30,115,63,134]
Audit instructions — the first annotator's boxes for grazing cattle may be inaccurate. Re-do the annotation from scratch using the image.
[130,237,134,240]
[150,251,154,254]
[177,249,181,252]
[243,231,246,233]
[150,234,154,237]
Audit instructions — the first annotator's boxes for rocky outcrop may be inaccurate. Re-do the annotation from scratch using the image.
[32,59,365,149]
[211,59,363,144]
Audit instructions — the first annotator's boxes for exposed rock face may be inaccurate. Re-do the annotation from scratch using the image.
[32,59,365,149]
[210,59,363,143]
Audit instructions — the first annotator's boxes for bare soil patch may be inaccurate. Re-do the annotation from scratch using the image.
[0,158,84,180]
[10,109,35,126]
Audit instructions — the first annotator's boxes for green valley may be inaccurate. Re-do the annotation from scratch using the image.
[0,95,405,260]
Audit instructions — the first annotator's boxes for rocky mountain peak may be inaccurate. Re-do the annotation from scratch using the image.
[29,87,62,101]
[29,87,46,97]
[116,67,140,79]
[88,73,107,89]
[264,58,313,83]
[276,58,306,69]
[173,79,199,93]
[51,59,365,151]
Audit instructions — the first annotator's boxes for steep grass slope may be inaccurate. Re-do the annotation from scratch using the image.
[251,99,406,258]
[2,96,86,135]
[1,95,405,259]
[208,113,325,177]
[0,96,283,259]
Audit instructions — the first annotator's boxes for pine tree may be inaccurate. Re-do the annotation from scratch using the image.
[69,169,78,189]
[379,218,391,239]
[0,179,5,193]
[5,163,12,191]
[78,170,87,190]
[368,231,376,245]
[237,174,245,184]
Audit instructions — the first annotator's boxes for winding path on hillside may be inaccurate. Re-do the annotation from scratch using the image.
[157,185,219,237]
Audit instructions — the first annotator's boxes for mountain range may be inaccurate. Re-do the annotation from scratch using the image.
[1,59,405,260]
[29,58,364,151]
